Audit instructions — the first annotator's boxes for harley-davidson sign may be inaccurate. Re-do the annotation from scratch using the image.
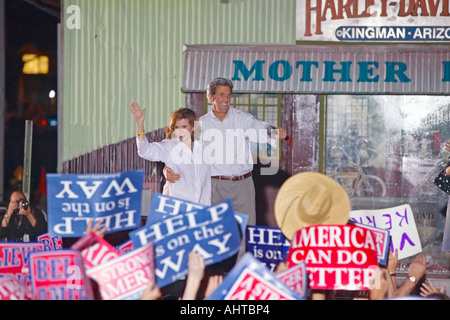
[297,0,450,42]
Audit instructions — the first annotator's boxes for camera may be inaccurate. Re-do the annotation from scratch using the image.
[19,199,29,210]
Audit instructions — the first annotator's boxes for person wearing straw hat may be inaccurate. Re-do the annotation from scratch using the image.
[274,172,351,300]
[274,172,351,241]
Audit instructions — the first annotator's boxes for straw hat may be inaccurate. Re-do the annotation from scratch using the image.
[275,172,350,240]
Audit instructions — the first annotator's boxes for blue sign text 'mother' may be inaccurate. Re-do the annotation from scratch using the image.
[233,60,450,83]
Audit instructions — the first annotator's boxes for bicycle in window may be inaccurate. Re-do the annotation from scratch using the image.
[329,164,387,198]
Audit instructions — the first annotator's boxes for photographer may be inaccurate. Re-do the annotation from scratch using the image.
[0,190,47,242]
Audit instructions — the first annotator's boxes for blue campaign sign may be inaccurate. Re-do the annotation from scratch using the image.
[146,193,205,225]
[246,225,290,272]
[147,193,248,236]
[130,198,241,288]
[46,170,144,237]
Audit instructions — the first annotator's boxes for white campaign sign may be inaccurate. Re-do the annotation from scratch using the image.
[349,204,422,260]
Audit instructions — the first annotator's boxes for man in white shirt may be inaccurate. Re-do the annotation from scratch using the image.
[166,78,287,253]
[200,77,286,226]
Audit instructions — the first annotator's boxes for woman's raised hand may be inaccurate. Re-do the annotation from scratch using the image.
[130,102,146,129]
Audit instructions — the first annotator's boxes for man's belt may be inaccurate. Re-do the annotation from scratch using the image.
[211,172,252,181]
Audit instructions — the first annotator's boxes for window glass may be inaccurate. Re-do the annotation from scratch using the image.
[207,93,280,128]
[325,95,450,273]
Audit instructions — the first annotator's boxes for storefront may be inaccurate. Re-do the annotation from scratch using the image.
[181,43,450,282]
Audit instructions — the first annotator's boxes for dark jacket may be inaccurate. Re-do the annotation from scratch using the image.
[0,208,48,242]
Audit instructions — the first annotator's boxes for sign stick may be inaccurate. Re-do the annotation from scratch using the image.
[23,120,33,201]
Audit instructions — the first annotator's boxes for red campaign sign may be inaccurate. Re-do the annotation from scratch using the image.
[0,243,44,287]
[29,250,94,300]
[352,222,390,266]
[86,242,154,300]
[287,224,379,291]
[0,275,34,300]
[71,232,120,269]
[224,268,298,300]
[277,262,307,298]
[37,233,63,251]
[116,240,134,255]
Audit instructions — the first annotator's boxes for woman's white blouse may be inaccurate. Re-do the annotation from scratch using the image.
[136,137,211,206]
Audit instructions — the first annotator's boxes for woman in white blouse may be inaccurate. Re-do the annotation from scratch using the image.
[130,102,211,205]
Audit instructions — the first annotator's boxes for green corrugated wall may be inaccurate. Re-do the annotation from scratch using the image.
[61,0,295,165]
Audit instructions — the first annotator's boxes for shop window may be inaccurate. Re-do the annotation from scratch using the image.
[324,95,450,273]
[206,93,280,128]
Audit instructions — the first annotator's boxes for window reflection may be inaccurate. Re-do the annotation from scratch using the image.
[326,95,450,200]
[325,95,450,273]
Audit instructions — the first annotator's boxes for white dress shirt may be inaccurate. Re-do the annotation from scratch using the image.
[199,108,272,176]
[136,137,211,206]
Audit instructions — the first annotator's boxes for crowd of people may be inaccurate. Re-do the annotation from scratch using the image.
[138,248,449,300]
[0,189,448,300]
[0,77,448,300]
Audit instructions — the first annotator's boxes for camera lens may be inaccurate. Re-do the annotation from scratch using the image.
[19,200,29,210]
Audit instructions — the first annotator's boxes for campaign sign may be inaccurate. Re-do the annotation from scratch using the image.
[71,232,121,269]
[46,170,144,237]
[0,243,44,287]
[147,193,248,236]
[37,233,63,251]
[116,240,134,255]
[29,249,94,300]
[130,198,241,288]
[86,242,154,300]
[350,222,390,266]
[276,261,308,299]
[206,253,302,300]
[349,204,422,260]
[146,193,205,225]
[287,224,379,291]
[246,225,290,272]
[0,275,33,300]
